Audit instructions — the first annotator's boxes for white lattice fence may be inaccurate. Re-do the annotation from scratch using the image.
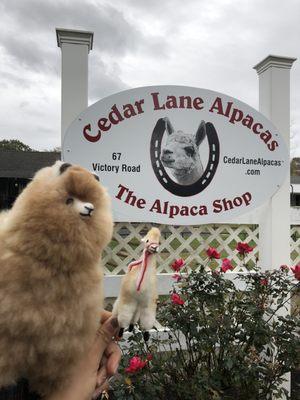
[103,223,300,275]
[291,225,300,264]
[103,223,259,274]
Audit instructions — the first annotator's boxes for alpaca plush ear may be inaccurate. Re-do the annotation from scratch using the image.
[195,121,206,147]
[59,163,72,174]
[163,117,174,135]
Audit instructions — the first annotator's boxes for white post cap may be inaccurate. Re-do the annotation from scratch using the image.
[56,28,94,52]
[253,55,296,75]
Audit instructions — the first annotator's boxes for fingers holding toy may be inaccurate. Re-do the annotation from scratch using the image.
[92,324,121,399]
[47,315,120,400]
[96,316,119,351]
[92,356,107,400]
[103,340,121,377]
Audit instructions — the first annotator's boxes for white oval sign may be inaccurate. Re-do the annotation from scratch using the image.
[63,86,289,225]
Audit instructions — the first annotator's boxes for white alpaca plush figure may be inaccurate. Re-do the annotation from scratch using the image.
[113,227,160,341]
[160,117,207,185]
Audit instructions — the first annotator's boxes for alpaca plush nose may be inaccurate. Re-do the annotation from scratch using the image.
[84,203,94,216]
[148,243,159,253]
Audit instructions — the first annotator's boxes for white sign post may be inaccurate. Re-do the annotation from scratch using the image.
[254,55,296,398]
[254,55,296,271]
[56,28,93,143]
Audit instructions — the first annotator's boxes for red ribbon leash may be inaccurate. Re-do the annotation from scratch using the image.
[128,242,158,291]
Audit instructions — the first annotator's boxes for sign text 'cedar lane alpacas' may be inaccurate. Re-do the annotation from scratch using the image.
[62,86,289,225]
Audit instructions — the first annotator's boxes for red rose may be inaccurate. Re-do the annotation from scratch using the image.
[146,354,153,361]
[260,278,268,286]
[206,247,221,259]
[125,356,147,374]
[280,265,289,272]
[171,258,185,272]
[172,273,182,282]
[236,242,254,255]
[171,293,185,305]
[291,264,300,281]
[221,258,234,273]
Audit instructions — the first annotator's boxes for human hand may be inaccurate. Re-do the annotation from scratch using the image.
[92,311,121,399]
[47,311,121,400]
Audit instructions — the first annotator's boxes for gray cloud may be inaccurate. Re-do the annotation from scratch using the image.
[1,0,167,57]
[0,34,57,73]
[0,70,33,89]
[89,55,129,102]
[0,0,168,102]
[0,0,299,156]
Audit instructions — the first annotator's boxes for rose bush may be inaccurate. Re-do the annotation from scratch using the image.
[206,247,221,259]
[171,258,185,272]
[291,264,300,281]
[236,242,254,255]
[221,258,234,273]
[170,292,185,305]
[111,249,299,400]
[125,356,148,374]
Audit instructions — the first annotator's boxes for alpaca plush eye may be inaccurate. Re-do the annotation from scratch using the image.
[66,197,74,205]
[93,174,100,182]
[184,147,195,157]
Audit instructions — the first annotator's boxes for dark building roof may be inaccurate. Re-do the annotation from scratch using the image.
[0,152,61,179]
[291,175,300,184]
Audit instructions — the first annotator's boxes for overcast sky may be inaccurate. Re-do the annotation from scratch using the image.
[0,0,299,157]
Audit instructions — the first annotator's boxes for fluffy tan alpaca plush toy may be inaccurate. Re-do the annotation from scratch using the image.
[0,161,113,396]
[112,227,160,341]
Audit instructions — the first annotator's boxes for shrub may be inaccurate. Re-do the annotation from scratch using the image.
[111,249,300,400]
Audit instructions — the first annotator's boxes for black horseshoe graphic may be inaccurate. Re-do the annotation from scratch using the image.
[150,118,220,197]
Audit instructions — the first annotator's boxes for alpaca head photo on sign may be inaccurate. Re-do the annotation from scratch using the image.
[160,117,207,185]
